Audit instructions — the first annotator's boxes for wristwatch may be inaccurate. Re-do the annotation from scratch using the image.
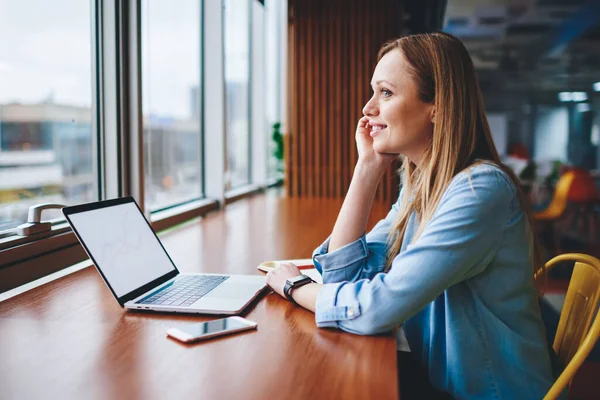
[284,275,314,304]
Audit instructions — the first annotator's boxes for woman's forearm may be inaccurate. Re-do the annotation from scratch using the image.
[328,162,385,252]
[291,282,322,312]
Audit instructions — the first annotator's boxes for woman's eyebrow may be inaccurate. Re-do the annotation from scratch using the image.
[371,79,397,89]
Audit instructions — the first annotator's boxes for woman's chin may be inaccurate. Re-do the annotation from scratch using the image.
[373,141,394,154]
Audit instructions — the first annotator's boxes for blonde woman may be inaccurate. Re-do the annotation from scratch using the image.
[266,32,561,399]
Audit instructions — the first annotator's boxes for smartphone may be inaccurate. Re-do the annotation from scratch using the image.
[166,316,257,343]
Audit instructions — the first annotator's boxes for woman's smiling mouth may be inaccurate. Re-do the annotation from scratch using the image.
[369,123,387,137]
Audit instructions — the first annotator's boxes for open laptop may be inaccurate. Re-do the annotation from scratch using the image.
[62,197,267,315]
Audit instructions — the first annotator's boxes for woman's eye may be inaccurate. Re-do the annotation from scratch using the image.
[381,89,392,97]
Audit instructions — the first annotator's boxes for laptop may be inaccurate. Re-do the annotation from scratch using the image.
[62,197,267,315]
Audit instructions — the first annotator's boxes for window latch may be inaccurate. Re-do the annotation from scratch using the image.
[16,204,66,236]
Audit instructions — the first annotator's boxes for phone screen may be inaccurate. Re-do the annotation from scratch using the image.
[168,317,256,342]
[186,318,251,336]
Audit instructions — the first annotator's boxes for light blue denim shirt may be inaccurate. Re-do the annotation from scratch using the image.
[312,164,560,399]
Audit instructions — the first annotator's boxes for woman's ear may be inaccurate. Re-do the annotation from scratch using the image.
[430,107,436,124]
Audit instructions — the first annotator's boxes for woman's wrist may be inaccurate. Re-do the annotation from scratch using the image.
[354,159,388,181]
[291,282,321,312]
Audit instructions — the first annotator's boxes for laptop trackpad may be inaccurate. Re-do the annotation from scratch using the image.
[193,282,260,312]
[206,280,261,299]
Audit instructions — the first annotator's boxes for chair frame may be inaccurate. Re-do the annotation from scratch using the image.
[541,253,600,400]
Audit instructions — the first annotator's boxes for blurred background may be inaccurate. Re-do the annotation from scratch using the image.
[444,0,600,266]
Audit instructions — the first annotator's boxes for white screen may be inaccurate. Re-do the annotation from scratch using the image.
[68,202,176,297]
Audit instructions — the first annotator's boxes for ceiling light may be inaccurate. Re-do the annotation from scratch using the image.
[572,92,588,102]
[558,92,572,102]
[594,82,600,92]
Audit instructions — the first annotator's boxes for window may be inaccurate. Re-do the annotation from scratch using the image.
[1,0,277,292]
[0,0,94,233]
[142,0,203,212]
[265,0,285,183]
[224,0,251,190]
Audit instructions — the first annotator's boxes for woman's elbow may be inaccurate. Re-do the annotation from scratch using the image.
[340,312,398,336]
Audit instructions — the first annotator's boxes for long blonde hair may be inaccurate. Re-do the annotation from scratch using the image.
[381,32,545,292]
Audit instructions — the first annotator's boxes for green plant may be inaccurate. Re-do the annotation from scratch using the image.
[272,122,284,174]
[544,160,562,187]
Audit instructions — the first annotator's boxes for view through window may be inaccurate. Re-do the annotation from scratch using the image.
[0,0,94,232]
[142,0,203,211]
[224,0,251,190]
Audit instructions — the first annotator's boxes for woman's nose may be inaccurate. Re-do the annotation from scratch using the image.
[362,96,378,116]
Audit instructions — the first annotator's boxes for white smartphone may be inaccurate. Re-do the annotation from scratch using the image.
[166,316,257,343]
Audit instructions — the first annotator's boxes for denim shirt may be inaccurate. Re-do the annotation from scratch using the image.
[312,164,560,400]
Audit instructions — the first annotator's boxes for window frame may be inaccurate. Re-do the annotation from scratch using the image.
[0,0,141,290]
[1,0,277,294]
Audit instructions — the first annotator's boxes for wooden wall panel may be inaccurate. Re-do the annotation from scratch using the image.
[286,0,402,205]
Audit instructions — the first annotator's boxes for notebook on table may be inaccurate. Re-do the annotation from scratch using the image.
[257,258,323,283]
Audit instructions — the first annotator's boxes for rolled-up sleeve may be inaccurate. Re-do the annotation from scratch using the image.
[312,193,403,284]
[314,168,517,334]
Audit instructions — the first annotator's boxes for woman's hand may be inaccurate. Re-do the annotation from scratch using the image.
[355,116,397,174]
[265,262,302,298]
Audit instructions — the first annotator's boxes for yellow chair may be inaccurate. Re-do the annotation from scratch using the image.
[541,253,600,400]
[534,171,576,255]
[534,171,576,221]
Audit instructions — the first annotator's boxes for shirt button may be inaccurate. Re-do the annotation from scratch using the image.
[347,308,355,317]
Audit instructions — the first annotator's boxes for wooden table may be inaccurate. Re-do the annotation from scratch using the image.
[0,193,399,399]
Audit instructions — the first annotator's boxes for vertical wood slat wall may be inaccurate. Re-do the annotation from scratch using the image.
[286,0,402,205]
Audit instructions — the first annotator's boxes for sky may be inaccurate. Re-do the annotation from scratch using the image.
[0,0,251,120]
[0,0,92,107]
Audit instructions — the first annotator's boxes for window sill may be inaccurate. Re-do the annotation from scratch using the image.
[0,199,220,294]
[224,184,263,205]
[1,186,268,294]
[0,229,88,293]
[0,259,93,303]
[150,198,219,232]
[0,219,72,250]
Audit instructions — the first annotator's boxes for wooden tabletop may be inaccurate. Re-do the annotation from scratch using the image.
[0,193,399,399]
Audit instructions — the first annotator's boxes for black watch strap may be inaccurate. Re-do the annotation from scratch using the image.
[284,275,314,304]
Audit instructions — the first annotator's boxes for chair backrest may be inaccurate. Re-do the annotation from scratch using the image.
[567,168,598,203]
[543,253,600,400]
[545,171,576,217]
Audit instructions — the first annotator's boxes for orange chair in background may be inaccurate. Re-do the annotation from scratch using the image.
[534,171,576,221]
[534,171,576,254]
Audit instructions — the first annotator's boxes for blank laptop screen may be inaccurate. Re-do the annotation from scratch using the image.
[67,202,176,297]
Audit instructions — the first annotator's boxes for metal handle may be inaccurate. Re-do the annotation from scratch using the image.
[16,203,66,236]
[27,203,65,223]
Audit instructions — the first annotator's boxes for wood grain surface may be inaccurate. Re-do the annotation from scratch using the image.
[0,192,399,400]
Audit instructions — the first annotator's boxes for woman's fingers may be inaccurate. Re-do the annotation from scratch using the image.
[357,116,369,130]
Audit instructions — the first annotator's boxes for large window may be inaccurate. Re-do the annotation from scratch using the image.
[0,0,94,232]
[224,0,251,190]
[1,0,281,293]
[142,0,202,211]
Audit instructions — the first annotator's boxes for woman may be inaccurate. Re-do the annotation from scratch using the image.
[266,32,560,399]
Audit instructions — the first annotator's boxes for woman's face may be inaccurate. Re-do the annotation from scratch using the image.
[363,49,434,165]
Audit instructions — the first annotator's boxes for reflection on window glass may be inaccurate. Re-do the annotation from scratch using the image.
[224,0,251,190]
[0,0,94,232]
[142,0,202,211]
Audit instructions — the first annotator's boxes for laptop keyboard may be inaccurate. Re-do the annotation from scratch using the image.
[136,275,230,307]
